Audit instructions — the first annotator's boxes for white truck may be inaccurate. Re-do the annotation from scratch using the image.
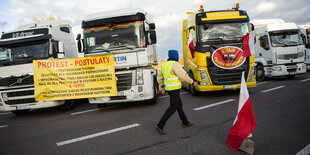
[0,20,79,115]
[299,25,310,70]
[79,9,158,107]
[251,19,306,80]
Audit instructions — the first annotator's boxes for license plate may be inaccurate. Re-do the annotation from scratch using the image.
[224,85,237,89]
[287,65,298,69]
[16,105,29,110]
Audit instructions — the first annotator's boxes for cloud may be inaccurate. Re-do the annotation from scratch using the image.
[0,22,8,28]
[253,1,277,16]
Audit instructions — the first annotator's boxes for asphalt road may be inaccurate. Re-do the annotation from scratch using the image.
[1,73,310,155]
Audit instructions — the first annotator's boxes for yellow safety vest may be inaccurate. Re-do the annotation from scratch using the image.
[162,61,182,91]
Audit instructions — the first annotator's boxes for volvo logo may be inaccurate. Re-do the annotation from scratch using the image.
[17,78,23,83]
[9,75,32,87]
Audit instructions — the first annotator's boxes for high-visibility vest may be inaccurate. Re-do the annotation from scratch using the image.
[162,61,182,91]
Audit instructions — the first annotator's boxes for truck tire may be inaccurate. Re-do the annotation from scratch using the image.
[61,100,76,110]
[97,104,108,109]
[286,75,295,79]
[189,73,199,96]
[11,109,30,115]
[256,65,265,81]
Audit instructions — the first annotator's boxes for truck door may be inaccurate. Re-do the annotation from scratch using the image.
[256,35,272,63]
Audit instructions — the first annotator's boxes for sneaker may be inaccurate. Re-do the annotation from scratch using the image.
[155,125,166,135]
[183,123,193,128]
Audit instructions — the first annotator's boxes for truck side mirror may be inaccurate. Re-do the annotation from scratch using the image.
[149,23,156,30]
[76,34,83,53]
[58,41,65,58]
[150,30,157,44]
[300,33,306,44]
[250,23,255,31]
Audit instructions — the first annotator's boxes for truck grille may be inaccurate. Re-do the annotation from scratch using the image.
[1,89,35,105]
[0,75,34,87]
[207,57,249,85]
[116,72,132,91]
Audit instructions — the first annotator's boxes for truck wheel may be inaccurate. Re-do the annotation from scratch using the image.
[256,65,265,81]
[61,100,75,110]
[97,104,108,109]
[189,73,199,96]
[286,75,295,79]
[11,109,30,115]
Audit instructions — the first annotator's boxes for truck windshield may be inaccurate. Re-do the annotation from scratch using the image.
[0,41,49,66]
[84,21,145,53]
[269,31,304,47]
[197,22,250,42]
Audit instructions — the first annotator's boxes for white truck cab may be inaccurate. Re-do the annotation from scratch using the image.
[80,9,159,107]
[251,19,306,80]
[0,20,79,114]
[299,25,310,71]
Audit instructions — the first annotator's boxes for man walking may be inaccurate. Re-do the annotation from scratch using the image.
[155,50,197,135]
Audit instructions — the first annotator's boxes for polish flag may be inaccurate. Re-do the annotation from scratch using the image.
[242,32,255,57]
[227,71,256,151]
[188,31,195,58]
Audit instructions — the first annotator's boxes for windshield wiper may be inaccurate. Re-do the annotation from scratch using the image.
[205,38,224,43]
[110,45,136,50]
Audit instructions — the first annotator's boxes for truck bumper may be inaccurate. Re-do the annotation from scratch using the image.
[195,81,256,92]
[0,87,65,112]
[89,69,156,104]
[0,100,64,112]
[265,63,307,77]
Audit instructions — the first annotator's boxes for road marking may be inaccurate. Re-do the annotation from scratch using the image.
[0,112,11,116]
[0,125,7,128]
[256,81,270,86]
[300,78,310,82]
[193,99,235,111]
[56,123,140,147]
[70,105,119,115]
[261,86,285,93]
[296,144,310,155]
[159,92,188,99]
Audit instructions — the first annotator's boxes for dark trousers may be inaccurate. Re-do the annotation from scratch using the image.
[157,89,189,129]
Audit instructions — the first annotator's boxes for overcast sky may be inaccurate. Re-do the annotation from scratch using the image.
[0,0,309,59]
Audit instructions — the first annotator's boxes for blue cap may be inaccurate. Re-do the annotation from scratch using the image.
[168,50,179,61]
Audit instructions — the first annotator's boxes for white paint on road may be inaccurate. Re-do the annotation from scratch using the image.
[56,123,140,146]
[193,99,235,111]
[70,105,119,115]
[0,125,7,128]
[296,144,310,155]
[256,81,270,86]
[159,92,188,99]
[300,78,310,82]
[261,86,285,93]
[0,112,11,116]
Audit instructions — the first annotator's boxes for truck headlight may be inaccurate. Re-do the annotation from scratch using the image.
[136,69,144,85]
[273,66,282,71]
[198,68,209,82]
[2,93,8,101]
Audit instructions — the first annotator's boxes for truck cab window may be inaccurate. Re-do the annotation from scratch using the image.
[259,35,269,50]
[52,41,59,58]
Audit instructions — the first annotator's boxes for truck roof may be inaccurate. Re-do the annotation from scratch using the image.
[15,20,73,31]
[84,8,145,22]
[267,22,299,32]
[251,19,285,28]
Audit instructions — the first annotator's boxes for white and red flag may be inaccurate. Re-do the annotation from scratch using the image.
[242,32,255,57]
[227,71,256,151]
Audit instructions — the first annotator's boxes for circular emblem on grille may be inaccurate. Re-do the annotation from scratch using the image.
[17,78,23,83]
[211,46,246,69]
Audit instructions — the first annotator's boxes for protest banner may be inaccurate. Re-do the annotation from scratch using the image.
[33,54,117,101]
